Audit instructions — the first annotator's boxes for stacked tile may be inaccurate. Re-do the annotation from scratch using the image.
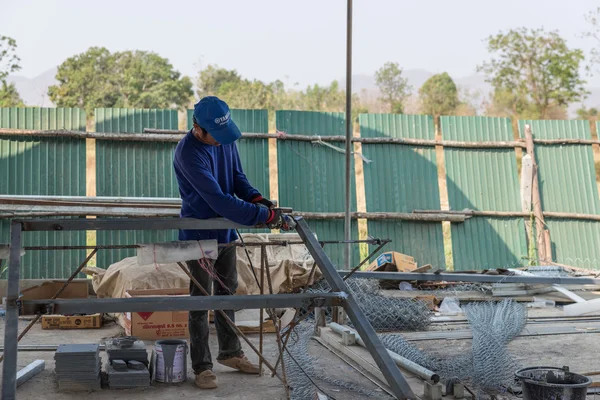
[106,360,150,389]
[105,338,148,365]
[54,344,101,391]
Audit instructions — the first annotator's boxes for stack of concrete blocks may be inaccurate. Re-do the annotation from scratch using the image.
[105,338,150,389]
[54,344,101,391]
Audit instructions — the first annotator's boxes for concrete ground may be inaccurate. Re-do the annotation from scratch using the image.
[2,308,600,399]
[0,316,387,400]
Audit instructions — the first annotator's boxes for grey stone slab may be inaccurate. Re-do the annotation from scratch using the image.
[127,360,145,370]
[56,344,99,355]
[111,360,127,371]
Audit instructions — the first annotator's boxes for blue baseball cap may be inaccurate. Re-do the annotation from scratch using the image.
[192,96,241,145]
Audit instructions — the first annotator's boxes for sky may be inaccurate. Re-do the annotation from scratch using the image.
[2,0,600,87]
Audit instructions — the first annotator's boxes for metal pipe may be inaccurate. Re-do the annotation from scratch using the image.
[18,217,253,232]
[329,323,440,383]
[295,217,416,399]
[344,0,353,272]
[342,271,600,285]
[2,221,22,399]
[23,292,346,314]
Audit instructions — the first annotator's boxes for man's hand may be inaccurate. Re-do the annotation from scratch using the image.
[252,196,274,209]
[266,209,294,230]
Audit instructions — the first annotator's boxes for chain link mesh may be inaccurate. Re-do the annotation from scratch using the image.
[306,277,433,331]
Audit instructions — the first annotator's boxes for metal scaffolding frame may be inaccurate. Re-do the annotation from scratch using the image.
[1,216,416,400]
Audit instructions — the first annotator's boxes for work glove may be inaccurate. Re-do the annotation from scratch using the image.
[265,209,294,231]
[252,195,274,209]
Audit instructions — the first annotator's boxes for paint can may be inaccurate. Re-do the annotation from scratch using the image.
[151,339,188,383]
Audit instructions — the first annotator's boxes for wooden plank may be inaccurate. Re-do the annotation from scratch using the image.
[401,321,600,341]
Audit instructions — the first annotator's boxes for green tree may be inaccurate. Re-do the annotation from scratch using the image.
[577,106,599,120]
[113,51,193,109]
[196,64,242,98]
[419,72,459,116]
[375,62,411,113]
[478,28,587,119]
[0,81,24,107]
[49,47,192,115]
[0,35,25,107]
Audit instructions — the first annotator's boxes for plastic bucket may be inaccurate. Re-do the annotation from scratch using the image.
[152,339,188,383]
[515,366,591,400]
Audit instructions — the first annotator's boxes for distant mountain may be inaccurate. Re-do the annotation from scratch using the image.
[7,67,57,107]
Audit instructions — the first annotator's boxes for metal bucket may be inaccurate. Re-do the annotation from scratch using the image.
[515,366,591,400]
[151,339,188,383]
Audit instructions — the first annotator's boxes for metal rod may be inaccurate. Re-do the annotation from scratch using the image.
[175,262,283,381]
[295,217,416,399]
[2,221,22,400]
[262,245,290,397]
[343,271,600,285]
[344,0,353,273]
[259,247,265,376]
[23,292,346,314]
[329,323,440,383]
[18,217,253,232]
[343,241,388,281]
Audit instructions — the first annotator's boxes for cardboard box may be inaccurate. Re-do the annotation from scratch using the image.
[367,251,417,272]
[20,281,89,315]
[123,288,190,340]
[367,252,417,289]
[42,313,103,330]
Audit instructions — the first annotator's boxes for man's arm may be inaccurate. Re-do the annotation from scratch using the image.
[175,154,270,227]
[232,143,263,202]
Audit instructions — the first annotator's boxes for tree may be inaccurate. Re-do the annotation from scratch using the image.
[419,72,459,116]
[583,8,600,74]
[478,28,587,119]
[0,35,25,107]
[49,47,192,115]
[375,62,411,113]
[577,106,599,121]
[113,51,193,109]
[196,65,242,98]
[0,81,24,107]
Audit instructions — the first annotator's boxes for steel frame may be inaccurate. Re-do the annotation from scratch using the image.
[1,216,416,400]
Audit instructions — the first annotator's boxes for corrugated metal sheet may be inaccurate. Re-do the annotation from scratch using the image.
[276,110,358,268]
[520,120,599,213]
[442,116,527,270]
[95,108,179,267]
[517,120,600,269]
[359,114,445,268]
[0,107,87,279]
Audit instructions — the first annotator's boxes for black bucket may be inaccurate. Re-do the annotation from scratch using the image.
[515,366,591,400]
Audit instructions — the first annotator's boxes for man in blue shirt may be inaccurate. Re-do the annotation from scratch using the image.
[173,96,286,389]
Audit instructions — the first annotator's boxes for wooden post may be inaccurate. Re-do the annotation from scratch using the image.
[520,154,534,245]
[524,124,552,263]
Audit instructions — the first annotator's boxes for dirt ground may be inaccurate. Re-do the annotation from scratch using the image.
[3,308,600,399]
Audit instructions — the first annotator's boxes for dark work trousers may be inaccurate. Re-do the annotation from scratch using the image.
[187,246,243,374]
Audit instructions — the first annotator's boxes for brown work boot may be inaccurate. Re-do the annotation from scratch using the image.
[217,355,260,374]
[194,370,218,389]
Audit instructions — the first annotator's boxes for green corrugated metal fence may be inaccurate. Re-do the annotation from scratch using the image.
[443,116,527,270]
[359,114,446,268]
[95,108,180,267]
[276,110,358,268]
[0,107,87,278]
[520,120,600,269]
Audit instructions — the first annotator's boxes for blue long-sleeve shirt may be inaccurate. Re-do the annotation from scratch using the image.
[173,130,269,243]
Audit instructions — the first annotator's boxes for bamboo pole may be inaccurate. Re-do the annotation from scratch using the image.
[524,124,552,262]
